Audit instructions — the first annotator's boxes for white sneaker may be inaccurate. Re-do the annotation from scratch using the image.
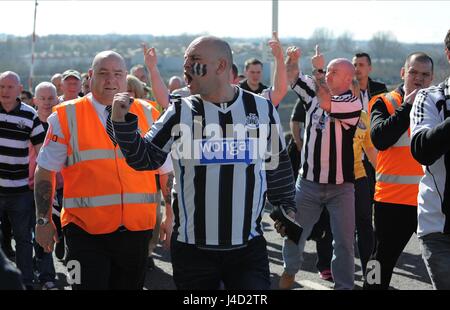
[42,281,58,290]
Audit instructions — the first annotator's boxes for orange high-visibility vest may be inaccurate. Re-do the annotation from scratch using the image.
[55,96,160,234]
[368,90,423,206]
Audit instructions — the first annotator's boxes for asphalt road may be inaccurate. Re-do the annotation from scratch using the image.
[32,210,432,291]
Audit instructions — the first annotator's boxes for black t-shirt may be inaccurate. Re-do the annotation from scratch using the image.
[41,121,49,133]
[239,79,268,95]
[291,98,306,123]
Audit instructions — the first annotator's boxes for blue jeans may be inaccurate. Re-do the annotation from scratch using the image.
[282,178,355,290]
[420,233,450,290]
[0,191,35,285]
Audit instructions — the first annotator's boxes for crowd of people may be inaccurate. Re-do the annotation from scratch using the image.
[0,29,449,290]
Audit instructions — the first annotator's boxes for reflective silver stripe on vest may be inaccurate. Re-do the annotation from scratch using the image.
[67,149,124,166]
[123,193,158,204]
[63,193,158,209]
[385,92,399,109]
[384,92,410,147]
[65,103,80,164]
[376,173,422,185]
[64,99,124,166]
[137,99,154,128]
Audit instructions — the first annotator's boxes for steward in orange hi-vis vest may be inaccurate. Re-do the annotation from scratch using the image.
[364,53,434,291]
[55,96,160,234]
[369,90,423,207]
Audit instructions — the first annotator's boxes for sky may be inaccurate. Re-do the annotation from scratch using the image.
[0,0,449,44]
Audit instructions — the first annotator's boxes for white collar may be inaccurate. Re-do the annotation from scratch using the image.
[88,93,110,115]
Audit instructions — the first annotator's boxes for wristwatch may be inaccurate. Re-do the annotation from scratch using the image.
[36,217,49,226]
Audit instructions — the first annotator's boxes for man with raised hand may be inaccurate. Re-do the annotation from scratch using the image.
[112,36,296,290]
[278,45,362,290]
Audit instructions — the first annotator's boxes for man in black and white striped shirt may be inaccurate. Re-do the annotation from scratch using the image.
[112,36,296,290]
[278,46,362,290]
[0,71,45,289]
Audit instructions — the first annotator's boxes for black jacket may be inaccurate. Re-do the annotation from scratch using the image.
[370,85,411,151]
[239,79,268,95]
[368,77,388,99]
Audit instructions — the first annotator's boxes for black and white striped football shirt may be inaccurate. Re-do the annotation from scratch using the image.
[113,87,296,248]
[0,99,45,194]
[291,73,362,184]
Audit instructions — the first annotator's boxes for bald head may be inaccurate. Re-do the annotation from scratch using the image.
[326,58,355,95]
[183,36,235,99]
[190,36,233,70]
[168,76,184,92]
[0,71,21,84]
[34,82,58,119]
[35,82,57,97]
[0,71,23,106]
[328,58,355,77]
[89,50,128,105]
[91,51,127,72]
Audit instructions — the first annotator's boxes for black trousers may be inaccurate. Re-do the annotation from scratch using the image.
[0,214,12,249]
[64,223,152,290]
[354,177,374,276]
[363,202,417,290]
[362,156,375,202]
[171,235,270,290]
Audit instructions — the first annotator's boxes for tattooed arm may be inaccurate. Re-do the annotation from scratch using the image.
[34,165,58,253]
[158,172,174,250]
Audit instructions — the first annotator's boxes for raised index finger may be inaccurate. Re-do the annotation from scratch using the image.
[315,44,320,56]
[141,42,148,54]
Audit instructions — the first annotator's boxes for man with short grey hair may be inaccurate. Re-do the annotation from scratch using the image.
[31,82,60,290]
[168,76,184,93]
[130,64,148,84]
[51,73,63,96]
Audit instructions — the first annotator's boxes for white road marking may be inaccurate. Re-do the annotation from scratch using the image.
[297,280,332,290]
